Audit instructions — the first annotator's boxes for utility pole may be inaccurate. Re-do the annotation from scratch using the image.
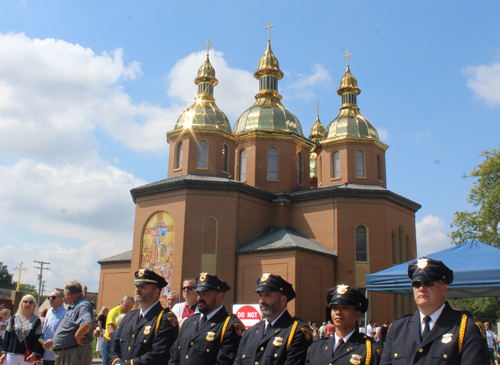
[34,261,50,308]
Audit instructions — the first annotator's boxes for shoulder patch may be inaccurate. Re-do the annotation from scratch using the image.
[234,322,245,336]
[167,316,178,328]
[376,348,383,356]
[475,321,486,338]
[300,326,313,342]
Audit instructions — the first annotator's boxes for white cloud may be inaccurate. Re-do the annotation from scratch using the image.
[377,127,389,141]
[416,214,452,256]
[283,64,332,100]
[464,61,500,107]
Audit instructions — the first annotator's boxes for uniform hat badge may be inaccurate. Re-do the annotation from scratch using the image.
[273,337,283,347]
[138,268,145,277]
[261,273,271,282]
[441,333,453,344]
[206,332,216,341]
[200,272,208,282]
[337,284,349,295]
[417,258,428,269]
[350,354,362,364]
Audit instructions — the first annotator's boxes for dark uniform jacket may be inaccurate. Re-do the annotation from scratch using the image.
[380,302,489,365]
[112,302,179,365]
[235,310,313,365]
[305,328,382,365]
[168,305,245,365]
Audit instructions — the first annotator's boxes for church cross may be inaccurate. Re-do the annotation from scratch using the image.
[14,262,27,292]
[265,21,274,41]
[315,102,321,116]
[205,39,212,56]
[344,50,352,67]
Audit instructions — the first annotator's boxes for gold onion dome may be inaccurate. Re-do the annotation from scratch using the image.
[233,23,303,136]
[323,62,379,141]
[175,41,231,133]
[309,103,325,142]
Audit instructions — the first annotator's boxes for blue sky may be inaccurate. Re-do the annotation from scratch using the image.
[1,1,499,292]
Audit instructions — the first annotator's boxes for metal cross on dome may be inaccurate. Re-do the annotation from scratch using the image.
[265,21,274,41]
[205,39,212,56]
[344,50,353,67]
[315,102,321,116]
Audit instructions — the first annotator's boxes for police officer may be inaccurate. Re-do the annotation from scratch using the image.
[234,273,313,365]
[380,257,489,364]
[111,269,179,365]
[306,285,382,365]
[169,273,245,365]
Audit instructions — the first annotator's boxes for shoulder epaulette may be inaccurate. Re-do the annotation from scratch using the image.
[458,313,468,354]
[155,309,164,335]
[365,339,372,364]
[220,315,232,345]
[286,321,299,351]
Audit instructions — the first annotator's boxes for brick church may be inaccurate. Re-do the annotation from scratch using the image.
[97,34,420,324]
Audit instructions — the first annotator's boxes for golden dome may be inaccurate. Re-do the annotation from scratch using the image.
[254,41,284,80]
[309,152,318,178]
[323,64,379,141]
[175,43,231,134]
[309,113,325,142]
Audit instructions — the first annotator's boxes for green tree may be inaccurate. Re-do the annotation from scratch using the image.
[0,262,15,289]
[450,148,500,322]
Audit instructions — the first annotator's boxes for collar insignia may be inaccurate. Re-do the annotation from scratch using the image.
[261,273,271,282]
[200,272,207,282]
[138,269,145,277]
[417,258,428,270]
[350,354,362,364]
[442,333,453,344]
[337,284,349,295]
[273,337,283,347]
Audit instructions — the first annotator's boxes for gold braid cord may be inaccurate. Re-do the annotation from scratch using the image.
[220,315,231,345]
[459,314,467,354]
[365,339,372,364]
[286,321,299,351]
[155,309,165,335]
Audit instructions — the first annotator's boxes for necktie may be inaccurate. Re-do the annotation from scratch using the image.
[334,339,344,353]
[421,316,431,340]
[198,315,206,329]
[264,323,271,335]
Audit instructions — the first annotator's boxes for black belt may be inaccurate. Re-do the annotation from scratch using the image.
[53,344,79,352]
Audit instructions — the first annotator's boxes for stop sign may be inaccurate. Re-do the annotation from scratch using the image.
[234,304,262,329]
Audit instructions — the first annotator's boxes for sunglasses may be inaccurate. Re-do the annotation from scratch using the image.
[183,286,196,291]
[412,280,444,288]
[48,296,59,300]
[23,301,35,305]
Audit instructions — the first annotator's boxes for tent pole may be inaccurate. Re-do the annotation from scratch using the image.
[365,290,369,333]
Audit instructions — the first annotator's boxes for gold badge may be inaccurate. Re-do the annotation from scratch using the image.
[337,284,349,295]
[200,272,207,282]
[138,269,145,277]
[143,326,152,335]
[234,323,246,337]
[442,333,453,344]
[261,273,271,282]
[476,322,487,338]
[350,354,362,364]
[417,258,428,269]
[273,337,284,347]
[206,332,216,341]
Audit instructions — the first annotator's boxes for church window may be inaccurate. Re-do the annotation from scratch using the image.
[332,151,340,179]
[318,156,323,184]
[392,229,398,265]
[197,140,208,169]
[355,225,368,262]
[267,147,279,181]
[222,144,229,173]
[399,225,405,264]
[377,154,383,181]
[355,150,365,178]
[406,234,412,261]
[297,153,303,185]
[239,149,246,182]
[176,141,183,169]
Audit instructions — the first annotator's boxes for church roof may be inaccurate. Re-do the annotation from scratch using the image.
[236,226,336,257]
[98,250,132,264]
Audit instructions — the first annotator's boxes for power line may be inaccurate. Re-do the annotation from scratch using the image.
[34,261,50,308]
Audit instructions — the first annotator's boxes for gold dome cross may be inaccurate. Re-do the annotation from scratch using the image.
[265,20,274,41]
[344,50,352,67]
[315,102,321,116]
[205,39,212,56]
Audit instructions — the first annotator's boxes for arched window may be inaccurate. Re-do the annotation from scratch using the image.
[399,225,405,264]
[267,147,279,180]
[356,225,368,262]
[239,150,246,182]
[318,156,323,183]
[222,144,229,173]
[197,140,208,169]
[377,154,383,181]
[176,141,183,169]
[332,151,340,179]
[392,229,398,265]
[406,234,412,261]
[297,153,303,185]
[355,150,365,177]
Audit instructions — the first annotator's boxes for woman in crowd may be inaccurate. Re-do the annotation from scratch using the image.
[95,306,108,358]
[0,309,11,348]
[0,295,43,365]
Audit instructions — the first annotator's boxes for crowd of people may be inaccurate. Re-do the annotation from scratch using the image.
[0,257,498,365]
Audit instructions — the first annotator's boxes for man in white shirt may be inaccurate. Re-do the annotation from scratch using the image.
[366,320,374,338]
[485,322,497,365]
[42,290,67,365]
[171,278,199,328]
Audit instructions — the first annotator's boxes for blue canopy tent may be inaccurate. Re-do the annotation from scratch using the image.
[366,239,500,298]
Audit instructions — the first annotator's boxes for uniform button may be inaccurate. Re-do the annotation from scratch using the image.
[255,362,259,365]
[128,346,131,350]
[418,348,423,353]
[274,354,278,358]
[178,346,181,349]
[190,342,194,346]
[207,349,210,352]
[186,355,189,359]
[260,347,264,351]
[143,340,146,343]
[444,354,448,359]
[132,334,134,338]
[394,353,398,357]
[242,355,246,359]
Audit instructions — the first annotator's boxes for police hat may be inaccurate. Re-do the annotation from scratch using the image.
[134,269,168,289]
[195,273,231,293]
[327,285,368,313]
[255,273,296,302]
[408,257,454,284]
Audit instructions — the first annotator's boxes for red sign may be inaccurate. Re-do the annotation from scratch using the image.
[234,305,261,329]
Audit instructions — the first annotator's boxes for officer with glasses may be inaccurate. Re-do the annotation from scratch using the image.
[380,257,489,365]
